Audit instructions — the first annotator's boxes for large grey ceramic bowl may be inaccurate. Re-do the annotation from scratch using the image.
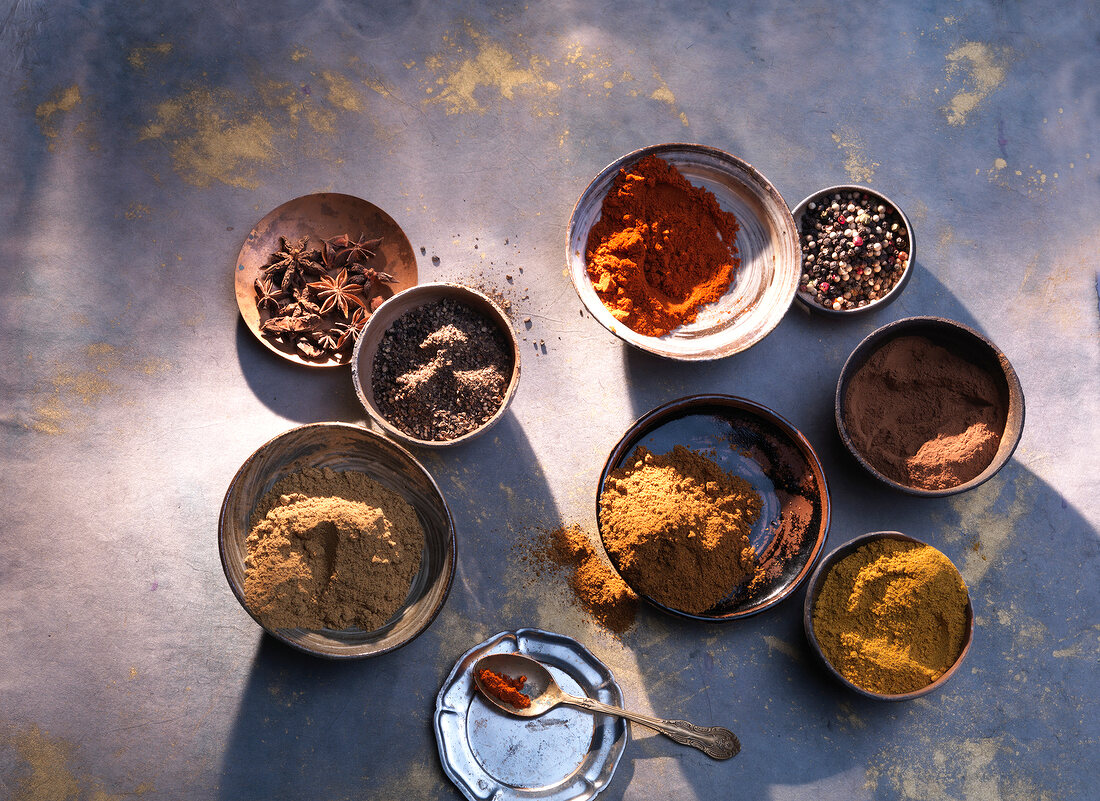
[352,282,520,448]
[218,422,455,658]
[836,316,1025,497]
[803,531,974,701]
[567,143,800,361]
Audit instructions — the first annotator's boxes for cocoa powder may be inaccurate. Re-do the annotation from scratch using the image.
[844,335,1006,490]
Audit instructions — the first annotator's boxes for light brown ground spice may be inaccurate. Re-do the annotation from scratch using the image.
[244,467,424,631]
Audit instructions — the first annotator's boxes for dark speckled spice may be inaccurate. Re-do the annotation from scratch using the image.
[372,298,512,441]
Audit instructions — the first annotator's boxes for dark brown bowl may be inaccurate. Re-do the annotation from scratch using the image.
[596,394,830,621]
[803,531,974,700]
[836,316,1025,497]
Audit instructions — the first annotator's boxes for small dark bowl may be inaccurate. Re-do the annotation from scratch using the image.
[596,394,830,621]
[791,184,914,316]
[803,531,974,701]
[351,283,520,448]
[836,316,1025,497]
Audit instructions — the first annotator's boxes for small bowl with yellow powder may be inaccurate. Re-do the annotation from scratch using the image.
[568,143,801,361]
[218,422,455,658]
[804,532,974,700]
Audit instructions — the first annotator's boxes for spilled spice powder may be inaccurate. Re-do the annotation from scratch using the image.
[532,524,638,634]
[599,446,761,615]
[585,154,741,337]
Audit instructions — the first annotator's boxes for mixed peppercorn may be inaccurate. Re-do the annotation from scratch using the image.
[797,190,910,311]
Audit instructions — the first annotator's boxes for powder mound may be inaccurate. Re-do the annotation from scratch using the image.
[585,154,741,337]
[244,468,424,632]
[811,539,969,695]
[598,445,761,615]
[538,524,638,634]
[844,335,1006,490]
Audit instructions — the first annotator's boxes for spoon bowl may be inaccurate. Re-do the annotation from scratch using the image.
[473,653,741,760]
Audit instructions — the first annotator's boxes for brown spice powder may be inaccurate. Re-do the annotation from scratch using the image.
[535,524,638,634]
[244,467,424,631]
[599,445,762,615]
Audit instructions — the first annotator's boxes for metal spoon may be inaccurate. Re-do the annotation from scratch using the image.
[473,653,740,760]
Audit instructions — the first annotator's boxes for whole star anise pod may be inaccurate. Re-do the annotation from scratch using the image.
[307,268,367,317]
[264,236,325,290]
[335,234,383,269]
[335,307,369,350]
[254,277,287,315]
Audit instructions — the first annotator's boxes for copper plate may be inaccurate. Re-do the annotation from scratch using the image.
[234,193,419,367]
[597,394,830,620]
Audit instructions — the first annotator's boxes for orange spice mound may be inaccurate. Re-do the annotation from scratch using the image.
[539,525,638,634]
[585,154,741,337]
[477,668,531,708]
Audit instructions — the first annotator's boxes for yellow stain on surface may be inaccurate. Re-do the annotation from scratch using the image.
[290,45,310,62]
[1,724,155,801]
[938,474,1033,587]
[128,42,172,71]
[138,86,277,189]
[322,71,364,112]
[763,635,801,662]
[830,126,879,182]
[35,84,82,142]
[942,42,1008,126]
[422,26,558,115]
[125,203,152,220]
[31,343,172,435]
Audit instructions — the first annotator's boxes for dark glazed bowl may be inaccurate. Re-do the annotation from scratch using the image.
[836,316,1025,497]
[596,395,830,621]
[791,184,914,316]
[352,282,520,448]
[218,423,455,658]
[803,531,974,701]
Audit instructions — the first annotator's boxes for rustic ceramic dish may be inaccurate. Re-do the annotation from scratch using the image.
[234,192,418,367]
[352,283,520,448]
[803,531,974,701]
[791,184,915,315]
[567,143,800,361]
[836,316,1025,496]
[596,394,830,620]
[218,422,454,658]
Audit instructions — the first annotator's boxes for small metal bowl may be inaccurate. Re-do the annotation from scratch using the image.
[596,395,830,620]
[791,184,914,315]
[218,423,455,658]
[567,143,800,361]
[836,316,1025,497]
[803,531,974,700]
[352,283,520,448]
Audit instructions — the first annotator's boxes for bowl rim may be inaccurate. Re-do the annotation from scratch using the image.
[802,530,974,700]
[566,142,800,361]
[217,421,456,659]
[351,281,521,448]
[835,315,1026,497]
[790,183,915,316]
[596,393,831,621]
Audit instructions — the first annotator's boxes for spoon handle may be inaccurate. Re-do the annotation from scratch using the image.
[564,695,740,760]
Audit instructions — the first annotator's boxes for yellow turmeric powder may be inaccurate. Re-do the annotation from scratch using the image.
[811,538,969,695]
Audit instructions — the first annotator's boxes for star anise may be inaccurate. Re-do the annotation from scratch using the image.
[335,307,368,350]
[264,236,325,290]
[254,277,287,315]
[335,234,383,268]
[307,268,367,317]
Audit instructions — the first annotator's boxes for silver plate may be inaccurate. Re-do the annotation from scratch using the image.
[435,629,628,801]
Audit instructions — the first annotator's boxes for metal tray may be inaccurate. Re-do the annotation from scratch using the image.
[435,629,627,801]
